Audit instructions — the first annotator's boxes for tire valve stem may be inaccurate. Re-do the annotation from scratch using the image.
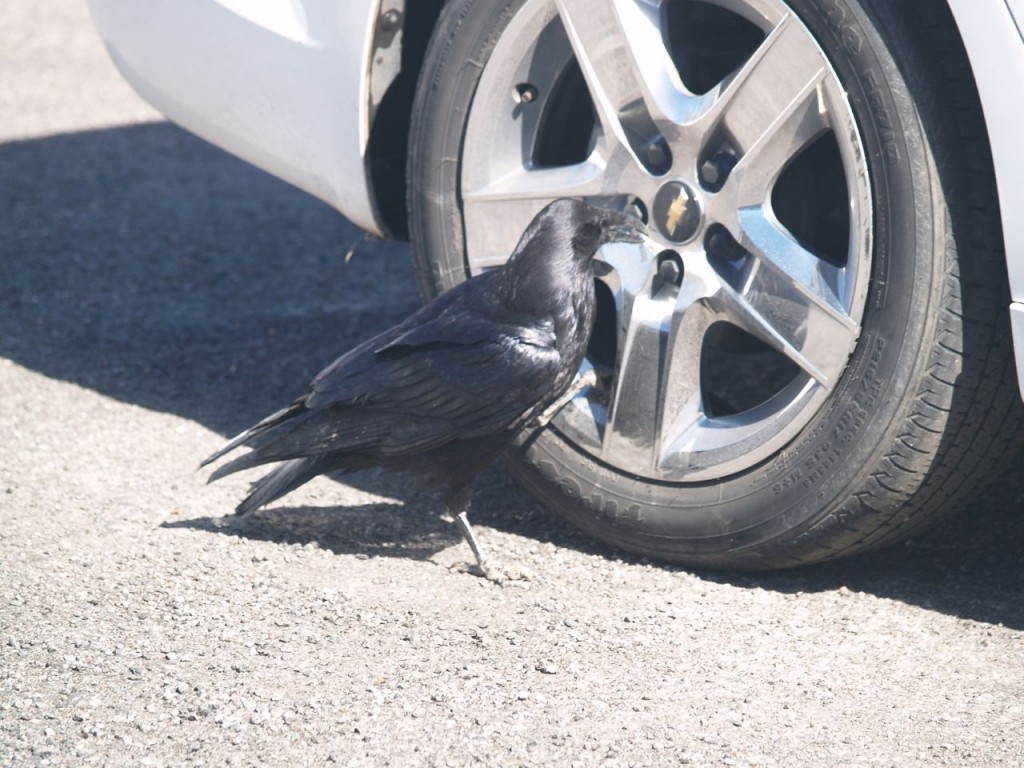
[513,83,538,105]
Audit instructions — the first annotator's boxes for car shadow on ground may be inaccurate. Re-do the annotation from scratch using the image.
[4,122,1022,629]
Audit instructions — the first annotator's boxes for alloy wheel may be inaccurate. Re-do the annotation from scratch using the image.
[460,0,872,481]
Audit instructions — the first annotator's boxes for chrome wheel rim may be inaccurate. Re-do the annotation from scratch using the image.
[461,0,872,482]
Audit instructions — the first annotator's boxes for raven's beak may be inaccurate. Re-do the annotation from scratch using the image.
[608,222,647,244]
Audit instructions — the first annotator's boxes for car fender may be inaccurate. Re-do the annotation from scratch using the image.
[88,0,386,233]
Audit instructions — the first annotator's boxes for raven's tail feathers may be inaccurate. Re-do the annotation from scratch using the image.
[206,449,264,484]
[235,455,334,516]
[199,401,305,468]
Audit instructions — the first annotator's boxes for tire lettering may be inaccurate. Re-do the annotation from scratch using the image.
[834,403,868,444]
[530,443,644,522]
[840,26,863,56]
[819,1,899,165]
[772,335,889,495]
[622,504,642,523]
[772,470,800,495]
[592,493,615,519]
[863,72,902,166]
[823,3,846,28]
[821,2,863,56]
[800,442,841,491]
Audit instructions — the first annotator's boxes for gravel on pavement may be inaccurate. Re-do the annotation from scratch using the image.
[3,2,1024,766]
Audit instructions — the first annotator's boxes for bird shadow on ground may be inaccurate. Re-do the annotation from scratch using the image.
[164,503,455,561]
[163,462,600,564]
[3,123,1023,628]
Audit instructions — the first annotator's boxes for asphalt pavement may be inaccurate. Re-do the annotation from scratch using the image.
[3,2,1024,766]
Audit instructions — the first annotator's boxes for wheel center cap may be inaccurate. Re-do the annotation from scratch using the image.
[652,180,702,244]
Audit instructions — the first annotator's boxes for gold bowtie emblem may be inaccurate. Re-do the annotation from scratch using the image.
[665,191,689,236]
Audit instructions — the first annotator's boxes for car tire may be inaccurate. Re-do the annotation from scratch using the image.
[407,0,1023,569]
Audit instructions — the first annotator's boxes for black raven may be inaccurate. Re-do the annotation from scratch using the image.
[201,198,645,580]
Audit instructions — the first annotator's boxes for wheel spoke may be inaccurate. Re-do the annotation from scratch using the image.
[556,0,698,169]
[730,78,830,208]
[597,243,719,473]
[725,210,859,389]
[696,13,830,192]
[650,298,719,471]
[462,162,610,271]
[602,283,683,473]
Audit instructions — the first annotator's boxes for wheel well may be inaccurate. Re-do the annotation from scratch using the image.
[367,0,447,240]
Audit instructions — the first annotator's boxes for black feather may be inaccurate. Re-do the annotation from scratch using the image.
[202,198,645,515]
[235,456,339,516]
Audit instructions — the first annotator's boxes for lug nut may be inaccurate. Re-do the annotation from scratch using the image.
[699,152,738,191]
[706,228,730,256]
[705,226,743,263]
[655,251,684,288]
[646,139,671,173]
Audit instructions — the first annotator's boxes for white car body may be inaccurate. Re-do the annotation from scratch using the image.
[89,0,1024,395]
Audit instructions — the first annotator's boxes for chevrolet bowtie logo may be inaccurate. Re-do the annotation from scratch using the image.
[665,191,689,238]
[653,181,701,244]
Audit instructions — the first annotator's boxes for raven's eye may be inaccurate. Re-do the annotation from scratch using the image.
[573,221,603,252]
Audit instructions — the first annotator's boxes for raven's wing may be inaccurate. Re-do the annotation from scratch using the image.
[197,293,479,470]
[301,315,562,453]
[274,273,502,408]
[304,273,559,423]
[208,305,564,477]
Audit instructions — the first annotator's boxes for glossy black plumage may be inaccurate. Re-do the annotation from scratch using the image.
[202,199,644,535]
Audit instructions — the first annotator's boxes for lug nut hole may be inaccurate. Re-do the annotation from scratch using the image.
[513,83,538,104]
[626,197,649,225]
[656,250,684,287]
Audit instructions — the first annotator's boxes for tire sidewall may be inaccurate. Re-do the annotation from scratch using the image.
[409,0,944,565]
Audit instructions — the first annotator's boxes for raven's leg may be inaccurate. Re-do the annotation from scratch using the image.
[445,484,493,578]
[454,511,488,572]
[446,483,482,563]
[444,484,521,584]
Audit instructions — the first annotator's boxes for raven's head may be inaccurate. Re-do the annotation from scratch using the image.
[507,198,647,269]
[566,201,647,257]
[498,198,647,317]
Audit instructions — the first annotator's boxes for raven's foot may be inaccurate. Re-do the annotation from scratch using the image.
[450,559,532,585]
[533,363,615,429]
[447,511,531,584]
[533,368,596,429]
